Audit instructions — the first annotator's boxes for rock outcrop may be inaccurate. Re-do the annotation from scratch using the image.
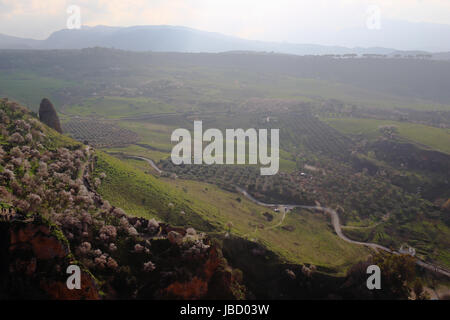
[0,216,100,300]
[39,98,62,133]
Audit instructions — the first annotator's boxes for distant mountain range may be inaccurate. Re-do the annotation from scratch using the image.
[0,33,40,50]
[0,24,448,58]
[0,25,407,55]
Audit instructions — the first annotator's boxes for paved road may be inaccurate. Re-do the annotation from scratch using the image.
[122,157,450,278]
[126,155,163,174]
[235,186,450,278]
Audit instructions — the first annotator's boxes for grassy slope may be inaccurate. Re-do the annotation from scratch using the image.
[259,210,370,271]
[93,151,215,232]
[96,155,369,274]
[104,145,170,163]
[324,117,450,154]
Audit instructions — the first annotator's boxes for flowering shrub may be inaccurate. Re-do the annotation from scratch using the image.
[143,261,156,272]
[0,99,235,299]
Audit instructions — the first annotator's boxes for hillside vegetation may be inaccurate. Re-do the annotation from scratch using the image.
[1,48,450,298]
[0,99,245,299]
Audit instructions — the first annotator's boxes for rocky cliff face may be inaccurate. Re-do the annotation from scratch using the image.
[38,98,62,133]
[0,217,100,300]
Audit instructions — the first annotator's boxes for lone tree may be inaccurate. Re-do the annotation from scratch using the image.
[39,98,62,133]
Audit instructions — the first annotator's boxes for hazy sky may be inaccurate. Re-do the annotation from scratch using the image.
[1,0,450,42]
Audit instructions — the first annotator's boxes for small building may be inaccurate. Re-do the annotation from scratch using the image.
[399,244,416,256]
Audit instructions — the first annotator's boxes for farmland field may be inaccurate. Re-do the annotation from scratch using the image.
[63,96,179,118]
[0,72,74,110]
[1,49,450,275]
[324,117,450,154]
[63,119,139,147]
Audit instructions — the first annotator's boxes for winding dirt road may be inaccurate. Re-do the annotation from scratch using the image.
[126,155,163,174]
[124,156,450,278]
[235,187,450,278]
